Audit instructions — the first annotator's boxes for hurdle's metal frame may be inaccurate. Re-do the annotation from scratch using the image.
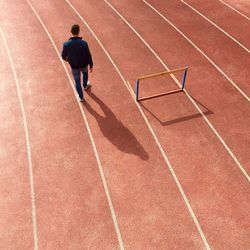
[136,67,188,101]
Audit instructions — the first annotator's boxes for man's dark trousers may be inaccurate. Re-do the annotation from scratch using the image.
[72,68,88,100]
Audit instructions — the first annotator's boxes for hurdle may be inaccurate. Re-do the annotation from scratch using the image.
[136,66,188,101]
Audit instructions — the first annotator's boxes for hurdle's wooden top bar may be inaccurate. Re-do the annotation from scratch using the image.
[137,66,188,81]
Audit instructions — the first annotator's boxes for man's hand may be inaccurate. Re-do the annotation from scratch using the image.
[89,67,93,73]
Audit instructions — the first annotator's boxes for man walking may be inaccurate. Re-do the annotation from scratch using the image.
[62,24,93,102]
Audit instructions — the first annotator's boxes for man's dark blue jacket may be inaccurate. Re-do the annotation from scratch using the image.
[62,37,93,69]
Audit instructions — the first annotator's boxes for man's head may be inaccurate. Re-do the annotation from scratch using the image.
[71,24,80,36]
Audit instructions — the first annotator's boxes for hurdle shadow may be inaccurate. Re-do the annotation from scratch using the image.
[84,90,149,161]
[140,93,213,126]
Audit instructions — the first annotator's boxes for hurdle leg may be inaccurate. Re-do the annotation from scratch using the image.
[181,69,188,90]
[136,79,139,101]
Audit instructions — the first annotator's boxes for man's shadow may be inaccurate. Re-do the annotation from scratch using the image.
[84,90,149,161]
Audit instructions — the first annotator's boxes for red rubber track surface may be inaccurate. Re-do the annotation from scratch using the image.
[151,0,250,95]
[0,30,34,250]
[182,0,250,49]
[220,0,250,17]
[0,0,249,249]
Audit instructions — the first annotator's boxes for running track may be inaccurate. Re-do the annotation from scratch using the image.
[0,0,249,249]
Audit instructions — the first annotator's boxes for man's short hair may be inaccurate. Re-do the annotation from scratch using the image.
[71,24,80,35]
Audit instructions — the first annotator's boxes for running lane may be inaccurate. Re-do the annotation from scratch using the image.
[221,0,250,17]
[181,0,250,49]
[24,0,215,249]
[0,0,121,249]
[0,28,34,249]
[108,0,250,170]
[146,0,250,99]
[71,0,250,249]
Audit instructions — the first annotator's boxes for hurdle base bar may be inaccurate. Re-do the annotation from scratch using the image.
[138,89,183,101]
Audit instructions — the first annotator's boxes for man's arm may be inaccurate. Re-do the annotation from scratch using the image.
[86,43,93,71]
[61,43,68,61]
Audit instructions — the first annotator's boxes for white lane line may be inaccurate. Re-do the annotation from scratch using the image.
[125,82,212,250]
[0,27,38,250]
[105,1,250,182]
[218,0,250,21]
[181,0,250,53]
[143,0,250,103]
[25,1,125,249]
[66,0,211,248]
